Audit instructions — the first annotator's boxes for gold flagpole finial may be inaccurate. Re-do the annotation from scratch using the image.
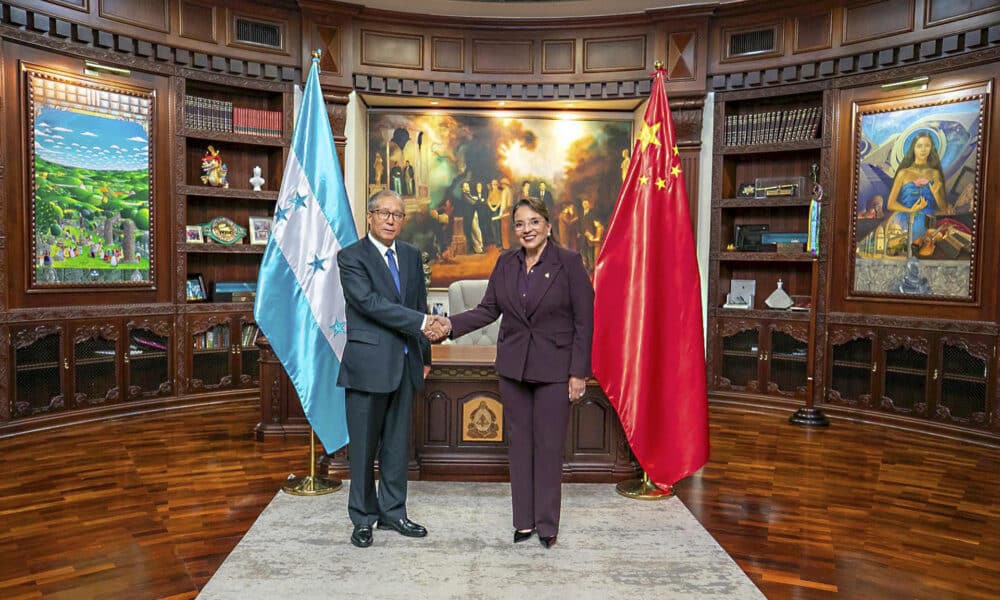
[312,49,322,60]
[654,60,665,71]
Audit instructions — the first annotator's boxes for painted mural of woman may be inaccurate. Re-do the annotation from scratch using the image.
[885,131,949,241]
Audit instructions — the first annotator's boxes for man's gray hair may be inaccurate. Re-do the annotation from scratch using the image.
[368,189,403,212]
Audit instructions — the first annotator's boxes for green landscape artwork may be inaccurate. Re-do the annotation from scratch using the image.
[28,68,153,286]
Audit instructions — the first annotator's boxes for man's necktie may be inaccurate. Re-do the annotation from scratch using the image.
[386,248,401,294]
[386,249,407,354]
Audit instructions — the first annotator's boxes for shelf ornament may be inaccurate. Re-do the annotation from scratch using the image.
[200,216,246,245]
[249,165,266,192]
[200,145,229,188]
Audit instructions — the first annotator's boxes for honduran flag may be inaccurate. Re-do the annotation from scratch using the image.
[254,54,358,452]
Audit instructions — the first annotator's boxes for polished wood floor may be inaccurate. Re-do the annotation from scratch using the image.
[1,401,997,599]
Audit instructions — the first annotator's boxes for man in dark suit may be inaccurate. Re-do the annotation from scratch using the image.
[337,189,443,548]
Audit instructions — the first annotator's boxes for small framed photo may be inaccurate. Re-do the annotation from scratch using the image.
[185,225,204,244]
[249,216,272,245]
[186,273,207,302]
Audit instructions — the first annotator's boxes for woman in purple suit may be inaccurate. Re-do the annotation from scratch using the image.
[434,196,594,549]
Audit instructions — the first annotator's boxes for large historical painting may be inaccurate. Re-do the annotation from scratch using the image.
[27,65,154,288]
[851,86,987,300]
[367,110,632,288]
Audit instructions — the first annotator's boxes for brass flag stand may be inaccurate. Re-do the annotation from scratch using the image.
[282,428,342,496]
[616,471,672,500]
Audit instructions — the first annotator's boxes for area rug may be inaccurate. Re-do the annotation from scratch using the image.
[199,481,763,599]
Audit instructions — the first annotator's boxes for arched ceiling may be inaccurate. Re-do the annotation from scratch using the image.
[339,0,742,19]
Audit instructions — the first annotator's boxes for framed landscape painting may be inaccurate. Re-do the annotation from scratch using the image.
[366,110,632,288]
[850,84,988,300]
[26,65,154,288]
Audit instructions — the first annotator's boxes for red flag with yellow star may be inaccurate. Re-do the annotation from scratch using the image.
[592,66,708,491]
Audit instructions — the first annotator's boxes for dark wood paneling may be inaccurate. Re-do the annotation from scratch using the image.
[179,0,216,44]
[425,390,449,444]
[317,25,343,76]
[667,31,696,80]
[542,39,575,74]
[843,0,915,45]
[472,39,533,74]
[572,399,609,452]
[98,0,169,34]
[361,29,423,70]
[47,0,89,11]
[431,36,463,73]
[794,11,833,53]
[681,150,700,233]
[583,35,646,73]
[926,0,1000,26]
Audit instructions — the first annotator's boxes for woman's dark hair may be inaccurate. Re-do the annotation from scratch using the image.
[511,197,550,223]
[893,131,946,189]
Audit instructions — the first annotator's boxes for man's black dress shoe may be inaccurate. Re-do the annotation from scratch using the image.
[539,535,557,549]
[513,529,534,543]
[351,524,373,548]
[377,517,427,538]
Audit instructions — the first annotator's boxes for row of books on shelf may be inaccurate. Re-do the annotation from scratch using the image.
[184,95,282,138]
[192,328,230,350]
[241,324,260,348]
[724,106,821,146]
[191,325,259,349]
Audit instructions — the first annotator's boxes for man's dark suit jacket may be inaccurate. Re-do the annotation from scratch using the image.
[450,244,593,383]
[337,237,431,393]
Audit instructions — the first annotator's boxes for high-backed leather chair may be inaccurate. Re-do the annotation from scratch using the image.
[446,279,500,344]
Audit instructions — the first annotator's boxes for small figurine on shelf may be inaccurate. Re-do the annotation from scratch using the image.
[765,279,794,309]
[200,145,229,188]
[249,165,266,192]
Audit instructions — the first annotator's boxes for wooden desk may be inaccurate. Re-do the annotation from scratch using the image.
[257,340,638,483]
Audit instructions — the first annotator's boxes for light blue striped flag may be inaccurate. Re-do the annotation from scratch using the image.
[254,56,358,453]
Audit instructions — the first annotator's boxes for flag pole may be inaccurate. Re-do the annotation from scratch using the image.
[616,470,672,500]
[611,59,676,502]
[282,427,342,496]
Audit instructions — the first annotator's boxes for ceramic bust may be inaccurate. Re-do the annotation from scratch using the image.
[249,165,266,192]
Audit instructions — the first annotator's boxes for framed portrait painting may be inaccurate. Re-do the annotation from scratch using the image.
[850,84,989,300]
[25,64,154,288]
[366,109,632,288]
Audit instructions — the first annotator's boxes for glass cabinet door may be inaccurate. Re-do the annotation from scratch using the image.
[767,323,809,398]
[126,319,173,400]
[12,325,65,419]
[190,317,234,392]
[827,328,875,407]
[880,333,929,416]
[936,335,991,427]
[72,323,120,406]
[718,320,762,392]
[239,317,260,388]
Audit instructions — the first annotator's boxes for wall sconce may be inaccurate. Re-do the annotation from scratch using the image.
[880,76,929,92]
[83,60,131,78]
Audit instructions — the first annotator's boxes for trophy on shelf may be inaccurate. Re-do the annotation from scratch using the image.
[199,216,247,245]
[249,165,266,192]
[200,145,229,188]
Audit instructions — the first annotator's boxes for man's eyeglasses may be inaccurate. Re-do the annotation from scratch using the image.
[370,209,406,222]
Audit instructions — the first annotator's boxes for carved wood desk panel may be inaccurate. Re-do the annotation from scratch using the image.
[257,341,639,482]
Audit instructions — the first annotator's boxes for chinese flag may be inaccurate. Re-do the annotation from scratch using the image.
[592,66,708,491]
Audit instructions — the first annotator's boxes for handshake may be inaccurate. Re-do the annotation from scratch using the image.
[423,315,452,342]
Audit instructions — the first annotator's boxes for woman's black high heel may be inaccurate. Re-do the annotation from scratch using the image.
[539,535,557,548]
[513,529,534,543]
